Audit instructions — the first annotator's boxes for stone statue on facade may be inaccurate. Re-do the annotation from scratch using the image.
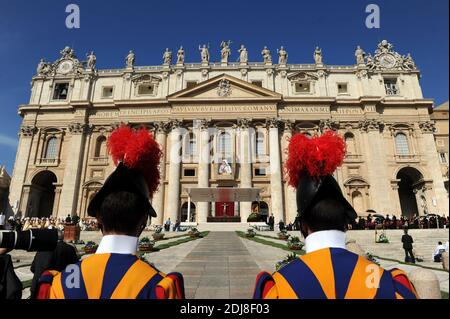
[220,40,231,64]
[60,46,75,59]
[314,46,323,64]
[86,51,96,70]
[162,48,172,65]
[199,44,210,64]
[177,46,185,65]
[238,45,248,64]
[277,46,288,65]
[402,53,416,70]
[36,58,51,75]
[261,46,272,64]
[355,46,365,65]
[126,50,135,68]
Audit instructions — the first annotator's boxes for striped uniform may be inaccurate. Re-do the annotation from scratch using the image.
[253,248,418,299]
[37,253,184,299]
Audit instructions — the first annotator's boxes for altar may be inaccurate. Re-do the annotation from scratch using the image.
[185,187,261,223]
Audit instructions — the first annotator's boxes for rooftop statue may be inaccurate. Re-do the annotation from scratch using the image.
[220,40,232,64]
[199,44,210,64]
[261,46,272,64]
[277,46,288,65]
[177,46,185,65]
[86,51,96,70]
[163,48,172,65]
[355,46,366,65]
[238,45,248,64]
[126,50,135,68]
[314,46,323,64]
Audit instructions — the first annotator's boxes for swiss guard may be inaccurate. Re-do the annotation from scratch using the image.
[253,131,418,299]
[37,126,185,299]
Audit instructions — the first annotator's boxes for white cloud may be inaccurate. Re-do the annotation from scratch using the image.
[0,134,18,148]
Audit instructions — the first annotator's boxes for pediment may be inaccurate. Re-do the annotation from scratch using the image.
[168,74,281,101]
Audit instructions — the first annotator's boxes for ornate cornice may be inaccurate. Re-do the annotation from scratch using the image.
[19,125,37,137]
[359,119,384,132]
[168,119,182,130]
[266,117,282,129]
[419,121,436,134]
[319,119,339,131]
[154,121,171,134]
[237,118,252,129]
[68,122,89,134]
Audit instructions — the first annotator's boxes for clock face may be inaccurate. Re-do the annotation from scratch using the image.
[379,54,396,69]
[57,60,74,74]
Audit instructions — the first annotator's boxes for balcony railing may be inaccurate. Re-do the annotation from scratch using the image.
[37,158,59,166]
[394,154,420,162]
[90,156,109,165]
[344,154,363,162]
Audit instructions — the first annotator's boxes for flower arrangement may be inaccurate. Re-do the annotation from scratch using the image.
[188,227,201,238]
[376,232,389,243]
[278,229,290,240]
[152,226,165,241]
[246,228,256,238]
[139,237,155,252]
[287,236,304,250]
[275,253,298,271]
[83,241,98,254]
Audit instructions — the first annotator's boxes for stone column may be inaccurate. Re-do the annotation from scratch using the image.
[8,125,36,216]
[282,120,297,224]
[238,119,252,222]
[151,122,168,225]
[419,122,449,215]
[268,118,285,224]
[58,123,88,217]
[197,120,210,223]
[360,119,392,213]
[52,186,62,217]
[165,120,182,222]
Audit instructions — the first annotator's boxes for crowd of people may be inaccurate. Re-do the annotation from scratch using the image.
[1,216,99,232]
[351,214,449,230]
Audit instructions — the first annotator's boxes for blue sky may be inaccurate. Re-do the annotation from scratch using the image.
[0,0,448,173]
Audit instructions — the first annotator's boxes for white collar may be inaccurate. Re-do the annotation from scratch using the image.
[304,230,347,253]
[95,235,138,255]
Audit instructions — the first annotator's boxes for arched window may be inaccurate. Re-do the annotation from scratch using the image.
[187,132,196,156]
[218,132,232,156]
[45,137,58,159]
[255,131,265,156]
[395,133,410,155]
[345,133,356,155]
[94,136,107,157]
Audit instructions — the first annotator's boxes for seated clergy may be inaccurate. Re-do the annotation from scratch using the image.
[253,131,418,299]
[37,126,184,299]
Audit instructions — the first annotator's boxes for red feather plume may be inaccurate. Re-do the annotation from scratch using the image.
[107,125,162,198]
[285,130,346,188]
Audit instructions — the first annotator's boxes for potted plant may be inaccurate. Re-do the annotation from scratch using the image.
[287,236,304,250]
[152,226,165,241]
[275,253,298,271]
[278,229,290,240]
[376,232,390,243]
[246,228,256,238]
[188,227,201,238]
[83,241,98,254]
[139,237,155,252]
[247,213,260,222]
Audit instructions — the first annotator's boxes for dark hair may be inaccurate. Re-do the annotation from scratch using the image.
[98,191,148,235]
[439,241,442,245]
[301,197,349,232]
